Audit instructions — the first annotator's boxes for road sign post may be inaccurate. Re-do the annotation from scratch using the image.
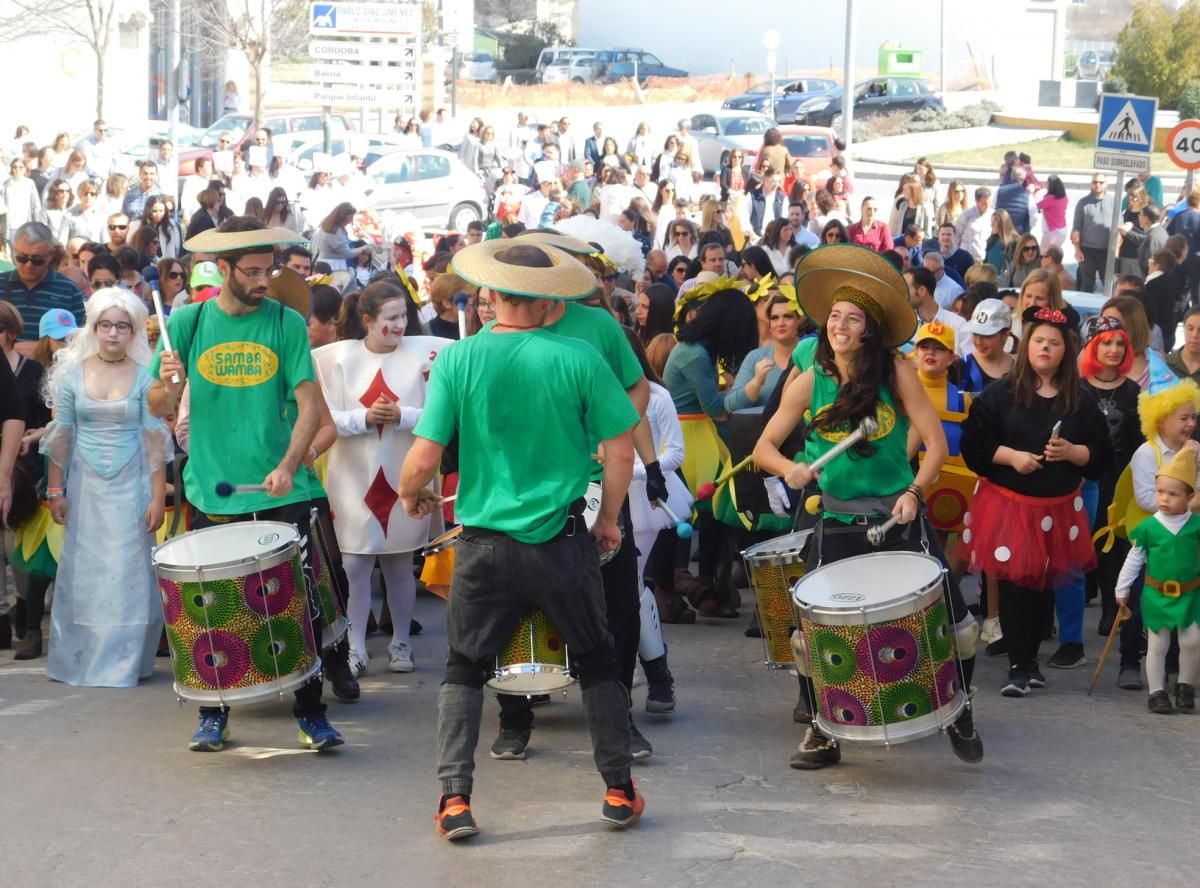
[1095,93,1157,297]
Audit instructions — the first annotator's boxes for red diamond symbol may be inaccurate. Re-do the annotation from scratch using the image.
[364,468,398,534]
[358,369,400,438]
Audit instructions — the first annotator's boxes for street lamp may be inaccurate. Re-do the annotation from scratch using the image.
[763,29,781,122]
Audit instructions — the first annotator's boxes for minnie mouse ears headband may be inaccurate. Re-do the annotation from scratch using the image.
[1022,304,1080,332]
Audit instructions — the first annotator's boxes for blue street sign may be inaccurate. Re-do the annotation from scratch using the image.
[1096,94,1158,154]
[312,4,337,31]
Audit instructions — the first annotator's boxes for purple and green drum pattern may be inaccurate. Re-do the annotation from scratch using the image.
[158,555,319,700]
[802,599,959,729]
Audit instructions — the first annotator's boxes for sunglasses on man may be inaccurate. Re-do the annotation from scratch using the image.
[14,254,48,266]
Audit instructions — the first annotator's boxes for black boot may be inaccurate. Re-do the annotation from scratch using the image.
[13,598,26,638]
[326,639,361,701]
[641,654,675,714]
[0,614,11,650]
[947,704,984,763]
[14,574,47,660]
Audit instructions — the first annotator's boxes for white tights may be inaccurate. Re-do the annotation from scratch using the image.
[342,552,416,658]
[1146,624,1200,693]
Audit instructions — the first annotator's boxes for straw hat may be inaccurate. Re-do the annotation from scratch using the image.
[450,240,596,300]
[266,267,313,320]
[1157,447,1197,493]
[183,225,304,255]
[793,244,916,348]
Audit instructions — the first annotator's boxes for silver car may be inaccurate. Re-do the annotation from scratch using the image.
[363,148,487,230]
[689,110,776,174]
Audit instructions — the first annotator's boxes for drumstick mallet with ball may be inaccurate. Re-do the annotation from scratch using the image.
[215,482,268,496]
[867,514,902,546]
[807,415,879,476]
[151,289,180,385]
[655,500,694,539]
[697,456,755,501]
[454,290,470,339]
[1087,605,1131,696]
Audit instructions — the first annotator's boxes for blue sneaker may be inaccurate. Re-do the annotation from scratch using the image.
[189,710,230,752]
[297,712,344,750]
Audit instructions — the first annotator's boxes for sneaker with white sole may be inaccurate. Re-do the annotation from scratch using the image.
[388,641,415,673]
[980,616,1002,645]
[348,650,368,678]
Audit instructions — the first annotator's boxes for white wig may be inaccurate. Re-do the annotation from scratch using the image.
[44,287,152,407]
[554,215,646,277]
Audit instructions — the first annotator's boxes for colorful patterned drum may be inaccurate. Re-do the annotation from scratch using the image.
[153,523,320,706]
[741,530,811,670]
[792,552,965,746]
[487,610,574,695]
[310,510,349,649]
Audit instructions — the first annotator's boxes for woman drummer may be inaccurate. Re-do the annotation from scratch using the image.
[753,244,983,770]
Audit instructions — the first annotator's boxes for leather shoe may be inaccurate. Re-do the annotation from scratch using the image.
[13,632,41,660]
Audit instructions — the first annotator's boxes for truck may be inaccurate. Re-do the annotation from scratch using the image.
[593,48,687,84]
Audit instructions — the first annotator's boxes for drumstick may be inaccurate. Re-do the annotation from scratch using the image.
[1087,605,1131,696]
[215,482,268,497]
[151,289,180,385]
[808,415,879,475]
[454,291,470,339]
[696,455,755,500]
[437,492,457,504]
[867,514,902,545]
[655,499,694,539]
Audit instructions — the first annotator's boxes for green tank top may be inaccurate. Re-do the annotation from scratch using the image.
[805,363,913,520]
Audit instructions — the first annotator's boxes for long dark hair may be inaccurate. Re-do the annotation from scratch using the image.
[1010,319,1081,414]
[810,312,897,456]
[336,280,409,340]
[677,289,758,371]
[821,218,849,243]
[1045,175,1066,200]
[741,245,773,278]
[622,325,663,385]
[264,186,291,223]
[638,283,676,344]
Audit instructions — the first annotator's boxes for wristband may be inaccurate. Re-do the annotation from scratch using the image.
[47,491,64,501]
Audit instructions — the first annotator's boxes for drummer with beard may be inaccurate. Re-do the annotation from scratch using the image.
[149,217,344,753]
[753,244,984,769]
[399,240,645,839]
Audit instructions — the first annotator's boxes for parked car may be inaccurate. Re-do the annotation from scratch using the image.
[792,76,943,129]
[535,46,603,82]
[363,148,487,231]
[689,110,776,174]
[541,53,599,84]
[775,125,839,185]
[278,132,416,171]
[1074,49,1115,80]
[595,48,687,84]
[177,109,355,176]
[723,78,837,122]
[459,52,497,82]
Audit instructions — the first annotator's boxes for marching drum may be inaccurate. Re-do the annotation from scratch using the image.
[792,551,965,746]
[310,510,349,649]
[487,610,574,695]
[741,530,812,669]
[582,482,623,565]
[153,523,321,706]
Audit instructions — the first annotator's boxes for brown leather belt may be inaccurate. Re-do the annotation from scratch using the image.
[1146,577,1200,598]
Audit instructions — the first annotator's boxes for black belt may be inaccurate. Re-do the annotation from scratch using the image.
[462,496,588,543]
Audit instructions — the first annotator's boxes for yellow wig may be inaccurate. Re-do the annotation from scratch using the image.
[1138,378,1200,454]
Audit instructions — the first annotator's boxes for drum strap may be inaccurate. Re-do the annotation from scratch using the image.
[813,495,931,566]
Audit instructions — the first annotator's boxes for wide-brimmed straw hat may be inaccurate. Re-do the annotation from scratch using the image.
[451,240,596,300]
[517,230,601,256]
[183,225,304,255]
[793,244,916,348]
[266,267,313,320]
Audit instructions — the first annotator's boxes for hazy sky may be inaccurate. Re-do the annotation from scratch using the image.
[577,0,1062,82]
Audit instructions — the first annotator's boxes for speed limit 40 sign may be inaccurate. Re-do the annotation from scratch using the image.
[1167,119,1200,170]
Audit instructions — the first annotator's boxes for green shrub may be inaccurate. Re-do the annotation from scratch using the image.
[1179,80,1200,119]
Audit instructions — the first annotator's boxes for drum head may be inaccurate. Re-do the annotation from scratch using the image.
[794,552,943,622]
[582,482,602,529]
[154,522,299,570]
[742,529,812,566]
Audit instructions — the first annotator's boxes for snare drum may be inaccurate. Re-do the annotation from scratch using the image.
[310,510,349,649]
[792,551,964,746]
[741,530,811,670]
[487,610,574,695]
[153,522,321,706]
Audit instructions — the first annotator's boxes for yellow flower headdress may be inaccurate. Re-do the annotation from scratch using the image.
[743,272,777,303]
[673,274,742,334]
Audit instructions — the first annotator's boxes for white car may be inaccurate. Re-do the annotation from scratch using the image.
[459,52,497,83]
[363,148,487,230]
[277,132,417,172]
[541,54,598,84]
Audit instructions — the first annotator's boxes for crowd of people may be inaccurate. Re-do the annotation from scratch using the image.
[2,109,1200,840]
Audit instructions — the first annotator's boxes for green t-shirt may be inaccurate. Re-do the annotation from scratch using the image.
[414,328,639,543]
[150,298,315,516]
[544,302,644,390]
[792,336,818,372]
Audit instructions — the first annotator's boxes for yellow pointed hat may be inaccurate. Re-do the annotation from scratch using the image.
[1157,447,1197,492]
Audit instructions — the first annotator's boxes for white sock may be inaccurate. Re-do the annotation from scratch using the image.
[1178,624,1200,687]
[342,553,376,657]
[1146,628,1171,694]
[379,552,416,648]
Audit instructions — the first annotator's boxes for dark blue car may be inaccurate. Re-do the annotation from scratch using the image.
[723,78,838,123]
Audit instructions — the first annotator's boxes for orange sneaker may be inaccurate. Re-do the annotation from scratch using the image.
[435,794,479,841]
[600,781,645,828]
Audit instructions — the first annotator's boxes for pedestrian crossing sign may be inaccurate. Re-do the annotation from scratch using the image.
[1096,94,1158,154]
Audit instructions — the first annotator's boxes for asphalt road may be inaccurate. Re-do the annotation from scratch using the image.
[1,587,1193,888]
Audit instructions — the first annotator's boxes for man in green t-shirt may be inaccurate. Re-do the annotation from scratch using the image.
[400,241,645,840]
[149,217,343,754]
